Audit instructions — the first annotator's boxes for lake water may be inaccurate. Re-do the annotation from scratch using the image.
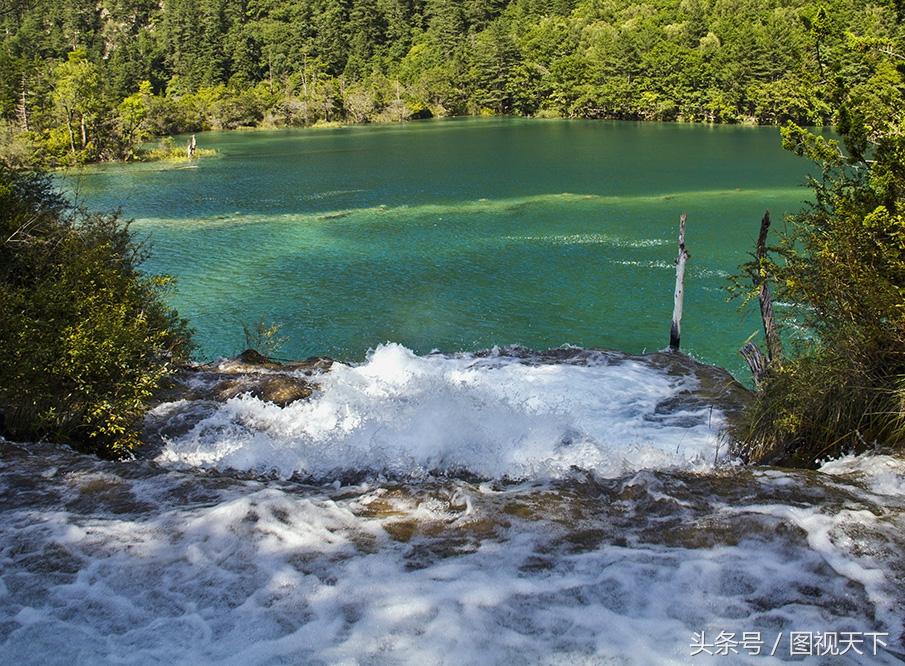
[64,118,811,376]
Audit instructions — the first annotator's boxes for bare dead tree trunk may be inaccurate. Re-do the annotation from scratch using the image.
[64,107,76,156]
[301,54,310,125]
[80,114,87,149]
[741,340,768,386]
[755,211,782,363]
[268,52,274,94]
[739,211,783,385]
[669,213,689,351]
[18,75,29,131]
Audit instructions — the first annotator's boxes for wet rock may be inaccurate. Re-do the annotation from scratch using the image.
[384,519,418,542]
[235,349,270,365]
[472,345,751,426]
[143,351,334,452]
[644,351,752,423]
[153,372,316,407]
[156,351,334,406]
[558,528,607,553]
[207,351,333,375]
[281,357,335,375]
[209,374,314,406]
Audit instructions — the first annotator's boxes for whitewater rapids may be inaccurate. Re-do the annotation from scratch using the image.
[152,343,737,481]
[1,345,903,664]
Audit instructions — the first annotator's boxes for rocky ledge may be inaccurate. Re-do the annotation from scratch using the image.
[142,349,333,454]
[164,349,332,406]
[142,346,750,460]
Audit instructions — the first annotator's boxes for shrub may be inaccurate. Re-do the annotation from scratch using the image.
[241,319,287,360]
[0,167,193,456]
[730,51,905,465]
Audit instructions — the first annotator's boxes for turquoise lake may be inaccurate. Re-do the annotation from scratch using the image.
[63,118,813,377]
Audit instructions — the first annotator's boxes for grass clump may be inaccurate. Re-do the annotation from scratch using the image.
[143,137,217,162]
[241,319,287,361]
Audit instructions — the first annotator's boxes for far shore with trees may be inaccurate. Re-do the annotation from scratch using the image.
[2,0,904,166]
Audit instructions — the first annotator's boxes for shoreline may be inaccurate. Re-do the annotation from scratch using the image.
[53,113,800,170]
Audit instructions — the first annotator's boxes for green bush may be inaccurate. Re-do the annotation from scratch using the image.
[0,167,193,456]
[241,319,287,361]
[730,50,905,465]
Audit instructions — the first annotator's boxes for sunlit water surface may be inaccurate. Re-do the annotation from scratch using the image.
[63,118,812,376]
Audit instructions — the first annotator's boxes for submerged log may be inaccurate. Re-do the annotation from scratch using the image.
[669,213,689,352]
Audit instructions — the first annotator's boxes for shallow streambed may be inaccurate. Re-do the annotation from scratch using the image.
[1,347,903,664]
[2,442,903,664]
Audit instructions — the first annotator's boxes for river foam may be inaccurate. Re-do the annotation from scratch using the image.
[5,346,904,664]
[154,344,728,480]
[1,440,903,665]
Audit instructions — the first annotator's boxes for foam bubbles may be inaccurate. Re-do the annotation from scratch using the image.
[156,344,725,480]
[1,442,903,665]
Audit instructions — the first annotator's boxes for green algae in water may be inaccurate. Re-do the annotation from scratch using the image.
[61,118,813,377]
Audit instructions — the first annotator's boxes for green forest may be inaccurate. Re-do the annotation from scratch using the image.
[1,0,904,165]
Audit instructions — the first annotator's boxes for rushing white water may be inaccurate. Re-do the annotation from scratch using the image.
[2,347,903,664]
[155,344,728,480]
[1,440,904,664]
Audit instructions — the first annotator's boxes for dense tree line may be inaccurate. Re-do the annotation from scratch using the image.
[1,0,903,164]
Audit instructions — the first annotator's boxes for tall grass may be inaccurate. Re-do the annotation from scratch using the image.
[731,345,905,466]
